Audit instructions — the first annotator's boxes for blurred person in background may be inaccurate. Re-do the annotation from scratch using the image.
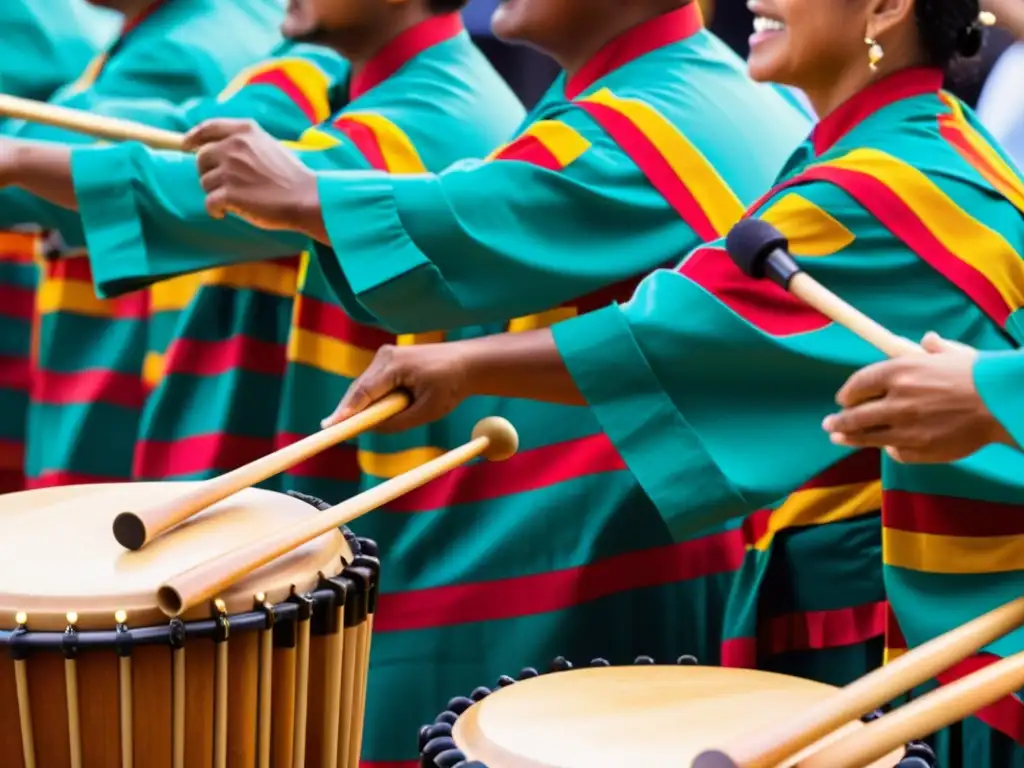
[976,0,1024,166]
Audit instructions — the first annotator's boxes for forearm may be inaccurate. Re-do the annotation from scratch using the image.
[460,329,587,406]
[3,140,78,211]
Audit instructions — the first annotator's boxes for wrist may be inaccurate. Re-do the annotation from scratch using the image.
[288,170,326,240]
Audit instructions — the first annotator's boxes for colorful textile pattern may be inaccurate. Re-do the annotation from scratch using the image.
[0,0,284,490]
[552,68,1024,762]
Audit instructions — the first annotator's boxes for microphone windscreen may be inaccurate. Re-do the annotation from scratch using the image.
[725,218,789,279]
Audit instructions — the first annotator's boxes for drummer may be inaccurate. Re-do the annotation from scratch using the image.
[824,333,1022,463]
[315,0,1024,763]
[0,0,117,496]
[0,0,283,493]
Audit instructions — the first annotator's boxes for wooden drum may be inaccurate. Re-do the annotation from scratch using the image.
[418,657,938,768]
[0,483,379,768]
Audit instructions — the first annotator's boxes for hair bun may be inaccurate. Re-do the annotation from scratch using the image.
[956,22,984,58]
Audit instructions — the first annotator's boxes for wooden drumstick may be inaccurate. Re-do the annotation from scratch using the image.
[0,93,186,150]
[113,392,410,550]
[724,218,924,358]
[156,416,519,617]
[691,595,1024,768]
[799,648,1024,768]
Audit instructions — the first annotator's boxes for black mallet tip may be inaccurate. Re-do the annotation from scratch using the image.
[725,218,790,280]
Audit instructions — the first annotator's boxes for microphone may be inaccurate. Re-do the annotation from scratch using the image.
[725,218,802,288]
[722,217,922,358]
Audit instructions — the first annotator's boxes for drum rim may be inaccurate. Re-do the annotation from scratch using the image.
[0,543,380,654]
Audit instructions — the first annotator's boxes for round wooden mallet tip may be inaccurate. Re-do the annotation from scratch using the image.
[472,417,519,461]
[112,511,148,551]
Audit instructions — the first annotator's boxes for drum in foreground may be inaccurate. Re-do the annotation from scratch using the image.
[419,657,937,768]
[0,483,378,768]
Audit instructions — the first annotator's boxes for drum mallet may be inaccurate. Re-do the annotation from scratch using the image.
[799,646,1024,768]
[692,596,1024,767]
[155,416,519,617]
[721,218,924,358]
[0,93,186,150]
[113,392,412,550]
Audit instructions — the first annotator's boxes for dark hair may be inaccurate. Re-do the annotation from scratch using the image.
[428,0,470,12]
[915,0,985,65]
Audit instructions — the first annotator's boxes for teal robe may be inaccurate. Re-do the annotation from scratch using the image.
[0,0,117,111]
[551,67,1024,764]
[975,351,1024,450]
[0,0,117,493]
[0,0,284,488]
[68,7,817,762]
[69,14,526,765]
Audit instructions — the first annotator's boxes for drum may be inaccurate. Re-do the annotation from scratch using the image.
[418,656,938,768]
[0,483,379,768]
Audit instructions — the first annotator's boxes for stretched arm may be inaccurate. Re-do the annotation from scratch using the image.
[322,328,584,431]
[69,118,382,297]
[190,104,732,332]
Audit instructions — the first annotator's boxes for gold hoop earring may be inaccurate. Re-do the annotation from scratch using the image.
[865,37,884,72]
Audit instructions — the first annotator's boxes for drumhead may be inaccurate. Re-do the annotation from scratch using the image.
[0,483,350,631]
[453,666,905,768]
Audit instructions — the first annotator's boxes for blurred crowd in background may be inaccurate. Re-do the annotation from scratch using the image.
[462,0,1024,165]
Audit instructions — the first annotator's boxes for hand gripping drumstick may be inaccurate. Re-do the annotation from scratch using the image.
[156,415,519,617]
[723,218,924,358]
[690,596,1024,767]
[113,392,411,550]
[798,647,1024,768]
[0,93,186,150]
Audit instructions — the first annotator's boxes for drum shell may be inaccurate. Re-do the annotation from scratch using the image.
[0,558,379,768]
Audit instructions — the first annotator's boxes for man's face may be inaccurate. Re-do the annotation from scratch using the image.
[491,0,596,50]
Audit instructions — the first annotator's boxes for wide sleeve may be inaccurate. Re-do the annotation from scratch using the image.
[71,121,380,297]
[551,179,989,541]
[312,106,717,332]
[973,350,1024,450]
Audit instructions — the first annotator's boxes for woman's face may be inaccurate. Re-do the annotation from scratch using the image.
[746,0,874,90]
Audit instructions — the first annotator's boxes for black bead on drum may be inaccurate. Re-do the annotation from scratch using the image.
[422,736,457,763]
[435,748,468,768]
[590,657,611,667]
[517,667,539,680]
[496,674,515,687]
[861,708,885,723]
[633,655,655,665]
[454,763,488,768]
[904,742,936,763]
[418,725,430,751]
[470,686,491,701]
[434,710,458,726]
[550,656,573,672]
[446,696,475,715]
[895,757,932,768]
[420,722,453,747]
[677,655,699,665]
